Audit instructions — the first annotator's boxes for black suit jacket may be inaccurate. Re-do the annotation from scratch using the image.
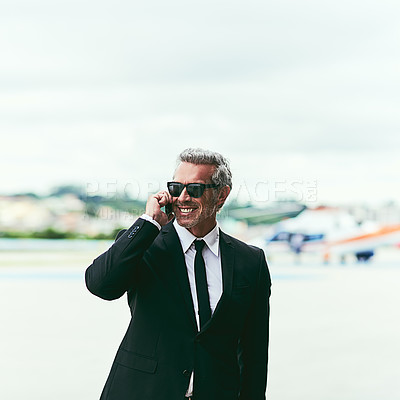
[85,218,271,400]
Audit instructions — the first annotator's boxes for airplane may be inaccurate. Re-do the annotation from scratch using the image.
[265,206,400,262]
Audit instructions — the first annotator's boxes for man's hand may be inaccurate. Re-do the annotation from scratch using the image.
[145,191,173,226]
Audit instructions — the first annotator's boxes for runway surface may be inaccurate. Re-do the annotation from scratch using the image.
[0,247,399,400]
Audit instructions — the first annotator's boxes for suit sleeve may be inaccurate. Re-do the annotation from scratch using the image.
[238,249,271,400]
[85,218,160,301]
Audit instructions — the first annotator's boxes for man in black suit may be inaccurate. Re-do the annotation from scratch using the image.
[85,148,271,400]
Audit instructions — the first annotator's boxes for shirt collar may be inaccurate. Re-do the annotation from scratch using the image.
[173,219,220,257]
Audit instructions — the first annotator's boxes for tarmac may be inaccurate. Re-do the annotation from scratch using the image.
[0,246,399,399]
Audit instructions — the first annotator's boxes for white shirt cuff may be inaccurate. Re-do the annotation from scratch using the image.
[140,214,162,231]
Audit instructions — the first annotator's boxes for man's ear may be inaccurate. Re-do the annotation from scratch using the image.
[217,186,231,208]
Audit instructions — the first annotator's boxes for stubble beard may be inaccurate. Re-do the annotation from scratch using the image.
[174,201,217,230]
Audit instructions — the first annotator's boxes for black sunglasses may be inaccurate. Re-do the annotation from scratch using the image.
[167,182,219,198]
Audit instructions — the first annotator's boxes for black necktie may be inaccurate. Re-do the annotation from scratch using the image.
[194,240,211,329]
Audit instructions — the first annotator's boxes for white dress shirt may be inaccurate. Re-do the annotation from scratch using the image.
[141,215,223,397]
[173,219,223,397]
[173,219,223,329]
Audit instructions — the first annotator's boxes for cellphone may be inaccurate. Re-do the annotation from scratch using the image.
[164,202,173,217]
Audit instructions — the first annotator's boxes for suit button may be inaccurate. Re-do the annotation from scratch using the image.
[183,369,191,377]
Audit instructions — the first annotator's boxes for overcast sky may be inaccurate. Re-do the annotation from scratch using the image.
[1,0,399,205]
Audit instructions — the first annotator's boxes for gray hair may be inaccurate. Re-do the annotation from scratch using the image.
[176,148,232,189]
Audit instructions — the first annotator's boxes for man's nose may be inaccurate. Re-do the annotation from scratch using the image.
[177,187,191,202]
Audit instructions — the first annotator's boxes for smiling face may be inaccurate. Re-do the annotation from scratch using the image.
[172,162,222,237]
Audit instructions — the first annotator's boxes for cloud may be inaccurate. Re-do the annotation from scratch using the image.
[1,0,399,203]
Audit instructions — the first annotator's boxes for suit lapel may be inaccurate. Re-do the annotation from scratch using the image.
[161,223,197,330]
[160,223,235,334]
